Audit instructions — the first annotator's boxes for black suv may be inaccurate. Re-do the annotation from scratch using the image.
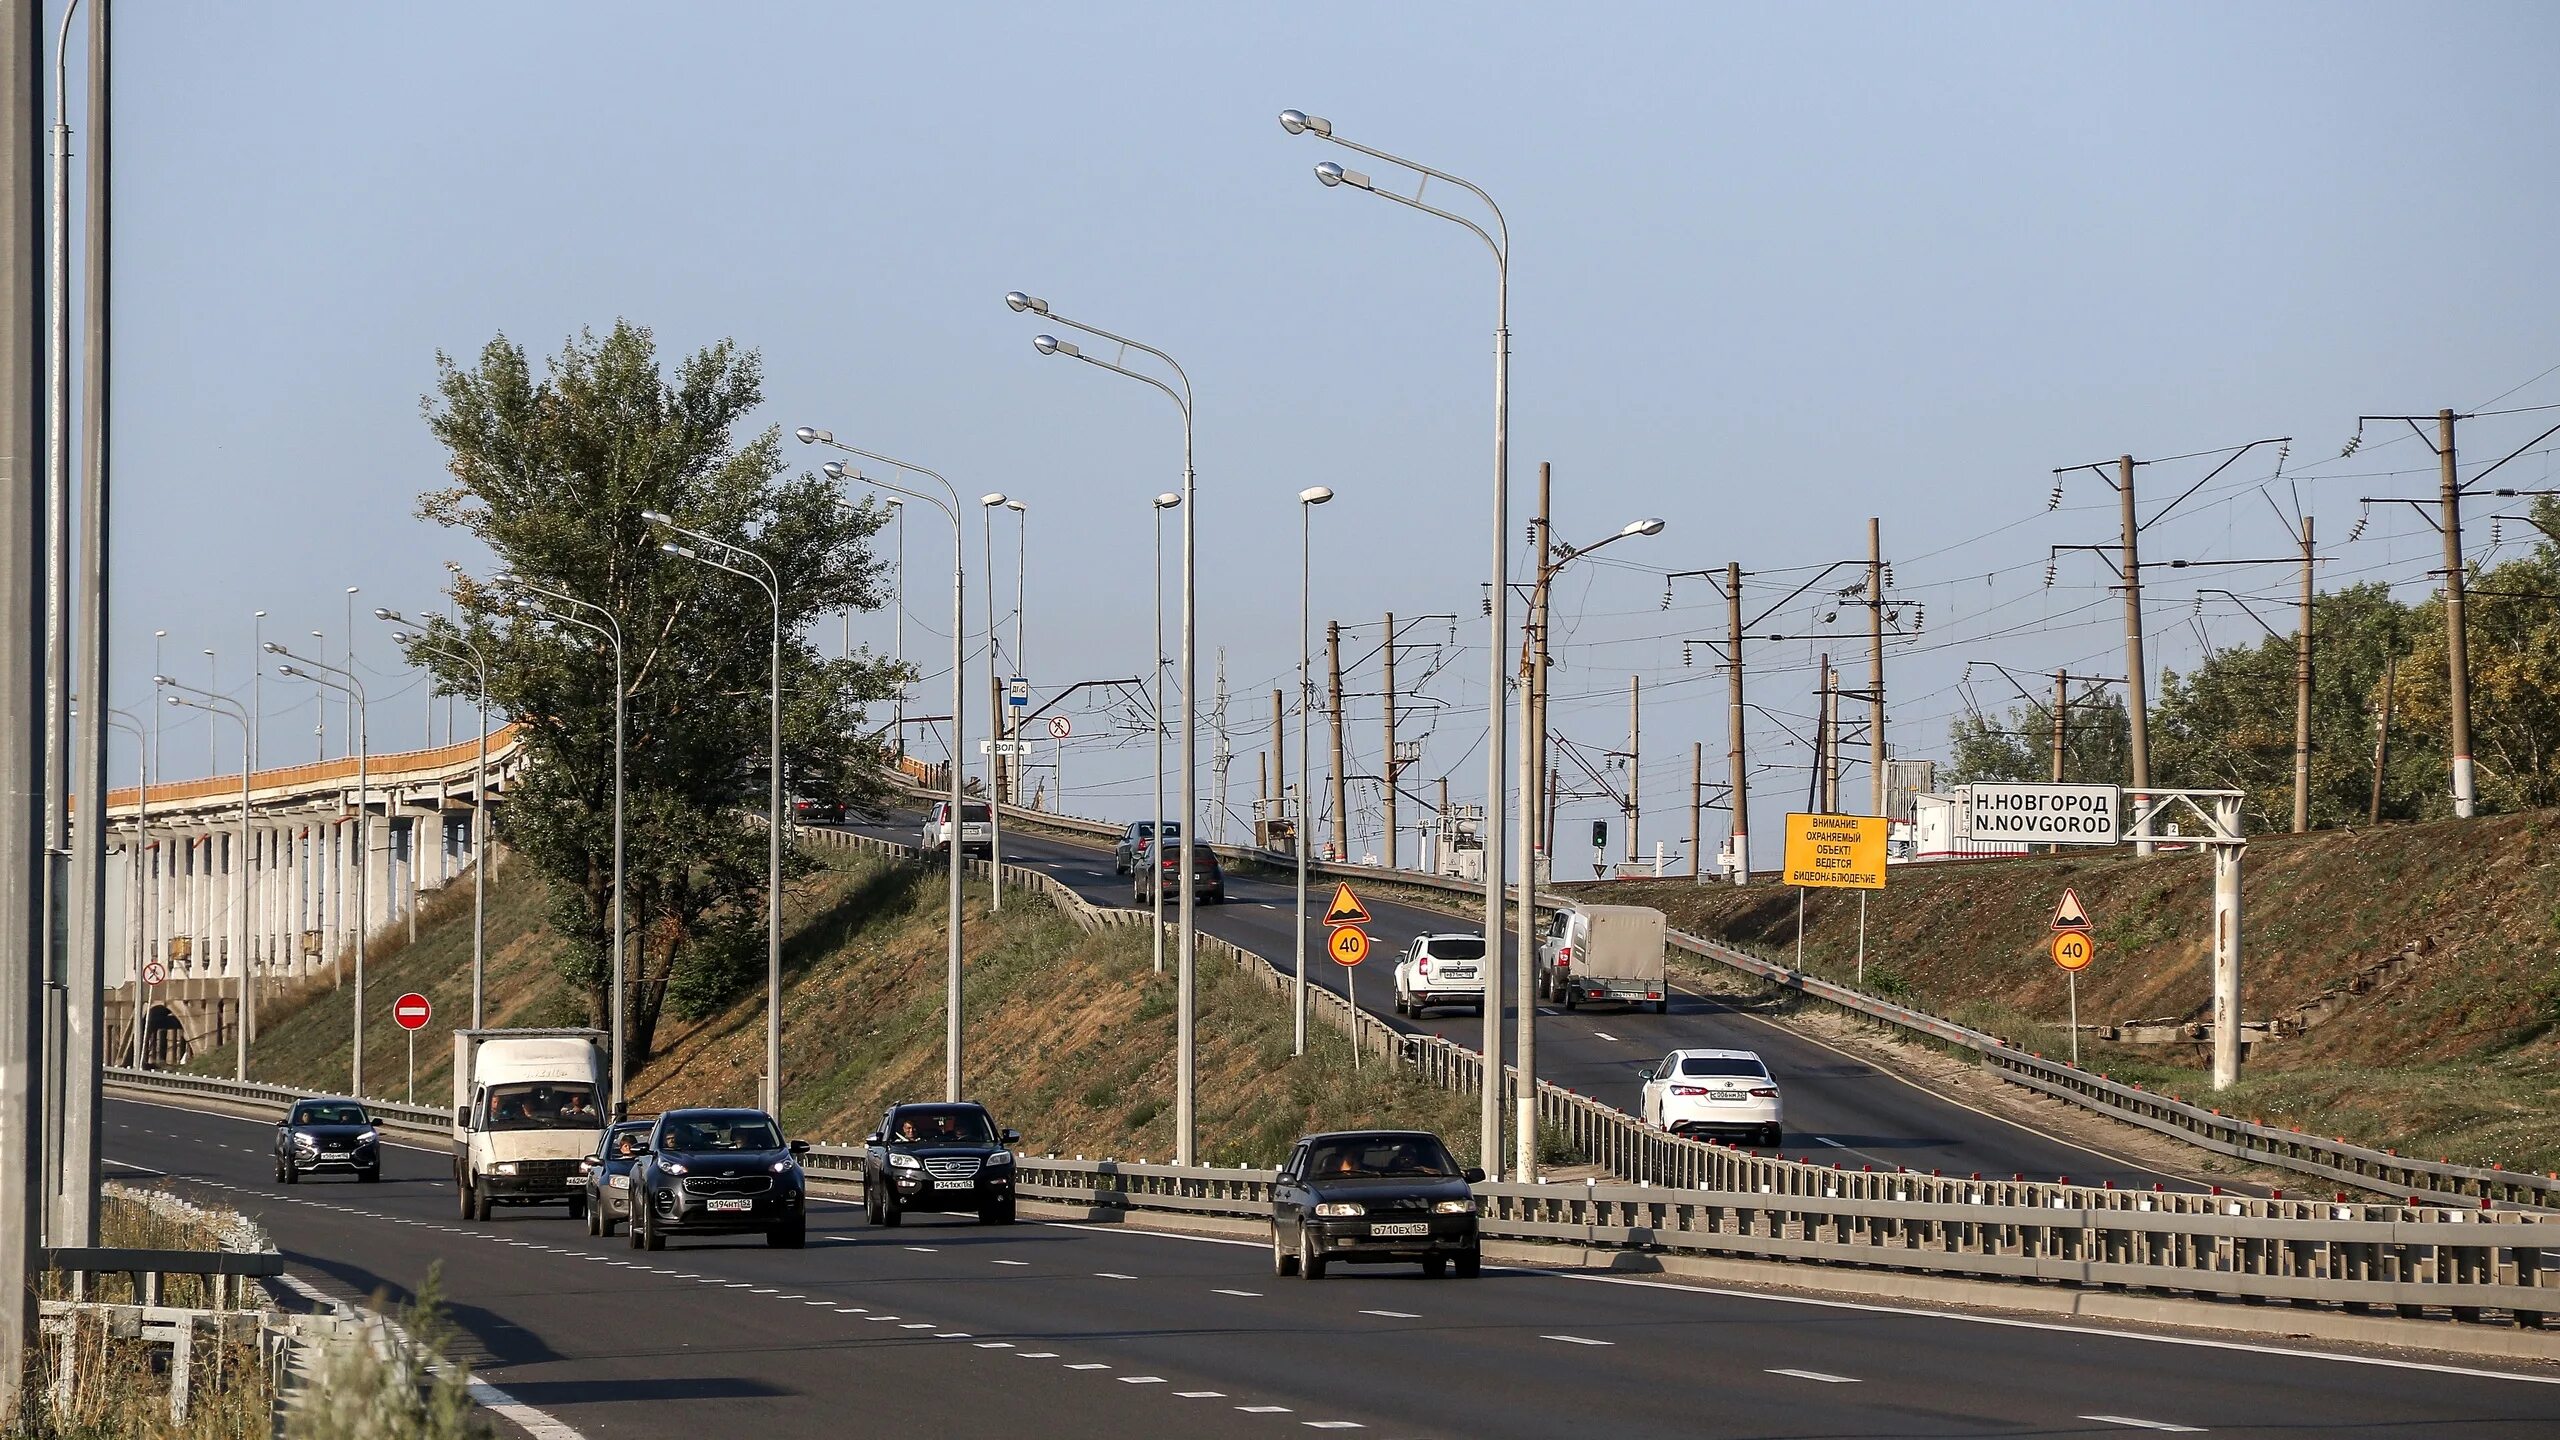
[863,1102,1021,1226]
[274,1097,381,1184]
[627,1107,810,1250]
[1271,1129,1482,1279]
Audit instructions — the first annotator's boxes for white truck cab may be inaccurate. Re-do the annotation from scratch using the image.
[452,1027,608,1222]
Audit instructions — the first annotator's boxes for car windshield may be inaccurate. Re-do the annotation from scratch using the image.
[886,1107,997,1146]
[483,1083,602,1132]
[291,1103,367,1126]
[1304,1136,1460,1179]
[1421,938,1486,960]
[662,1116,784,1152]
[1676,1057,1769,1079]
[602,1124,649,1159]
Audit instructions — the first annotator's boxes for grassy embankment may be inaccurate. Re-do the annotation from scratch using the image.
[230,846,1478,1166]
[1599,809,2560,1172]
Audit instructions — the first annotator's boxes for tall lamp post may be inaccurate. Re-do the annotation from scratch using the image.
[266,643,368,1097]
[1147,491,1179,974]
[1005,289,1202,1166]
[1007,499,1027,803]
[642,514,786,1119]
[803,434,969,1101]
[886,496,906,758]
[977,492,1008,909]
[156,680,250,1083]
[1280,108,1512,1172]
[102,710,146,1070]
[375,608,494,1029]
[1293,485,1333,1054]
[1513,515,1663,1179]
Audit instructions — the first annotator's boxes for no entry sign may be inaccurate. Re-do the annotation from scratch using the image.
[393,992,433,1031]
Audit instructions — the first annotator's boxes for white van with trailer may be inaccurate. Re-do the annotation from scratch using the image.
[452,1027,609,1222]
[1535,903,1669,1013]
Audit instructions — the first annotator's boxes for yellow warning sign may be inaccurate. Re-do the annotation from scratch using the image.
[1328,925,1370,967]
[1781,813,1888,890]
[2049,888,2092,933]
[2051,931,2094,971]
[1323,882,1371,928]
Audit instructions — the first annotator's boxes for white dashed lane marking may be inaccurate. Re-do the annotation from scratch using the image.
[1213,1288,1261,1298]
[1543,1335,1611,1347]
[1768,1368,1858,1383]
[2081,1421,2205,1434]
[1359,1310,1418,1319]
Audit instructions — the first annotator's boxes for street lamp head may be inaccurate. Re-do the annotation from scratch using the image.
[1031,334,1080,358]
[661,542,698,561]
[1622,517,1667,537]
[1299,486,1334,506]
[346,586,360,595]
[1314,161,1373,190]
[979,493,1007,508]
[1278,109,1331,138]
[1005,499,1025,513]
[639,510,673,526]
[1003,291,1049,316]
[820,459,849,481]
[882,494,902,508]
[372,607,402,623]
[150,674,173,687]
[794,426,832,446]
[260,641,285,655]
[1153,492,1181,509]
[276,666,302,679]
[392,631,417,645]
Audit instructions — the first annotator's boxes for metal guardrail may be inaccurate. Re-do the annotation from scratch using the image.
[105,1066,449,1138]
[956,787,2560,1211]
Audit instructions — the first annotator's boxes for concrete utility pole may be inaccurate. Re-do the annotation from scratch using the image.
[1867,517,1885,817]
[1379,612,1396,869]
[2115,456,2151,851]
[1325,620,1346,864]
[59,0,105,1250]
[1724,564,1746,878]
[2292,515,2315,834]
[2051,670,2067,784]
[2,0,46,1396]
[1687,741,1701,879]
[2435,411,2473,819]
[1525,461,1552,864]
[2369,656,2396,826]
[1623,676,1639,862]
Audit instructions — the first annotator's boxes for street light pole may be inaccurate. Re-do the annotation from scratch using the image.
[977,493,1007,907]
[156,680,250,1084]
[804,436,967,1101]
[377,609,494,1028]
[1293,486,1333,1054]
[1281,109,1511,1172]
[1149,492,1179,974]
[1006,292,1201,1165]
[641,520,783,1118]
[888,496,906,759]
[1009,498,1027,806]
[266,645,367,1096]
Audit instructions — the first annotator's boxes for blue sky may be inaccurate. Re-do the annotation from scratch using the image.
[92,1,2560,864]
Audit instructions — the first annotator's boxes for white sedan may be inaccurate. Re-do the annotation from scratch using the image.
[1393,933,1488,1018]
[1639,1048,1782,1147]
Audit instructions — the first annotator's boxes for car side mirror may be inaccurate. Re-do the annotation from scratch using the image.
[1463,1167,1487,1184]
[1001,1128,1020,1145]
[865,1132,883,1146]
[1636,1064,1656,1082]
[455,1106,470,1129]
[788,1139,812,1156]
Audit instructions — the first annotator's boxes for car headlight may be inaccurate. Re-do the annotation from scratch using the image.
[985,1150,1013,1167]
[661,1160,688,1175]
[770,1159,797,1174]
[495,1162,520,1175]
[1433,1199,1475,1214]
[356,1129,379,1145]
[887,1153,922,1170]
[1314,1202,1364,1218]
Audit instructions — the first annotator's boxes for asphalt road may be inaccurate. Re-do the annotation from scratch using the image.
[838,814,2186,1189]
[112,1096,2560,1440]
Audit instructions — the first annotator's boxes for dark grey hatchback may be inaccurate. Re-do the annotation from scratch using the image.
[273,1098,380,1184]
[1270,1130,1482,1279]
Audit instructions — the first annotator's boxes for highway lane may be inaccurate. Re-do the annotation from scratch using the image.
[112,1095,2560,1440]
[838,814,2186,1189]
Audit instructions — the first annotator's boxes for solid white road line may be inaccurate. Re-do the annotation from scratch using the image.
[1767,1368,1858,1383]
[2080,1419,2205,1433]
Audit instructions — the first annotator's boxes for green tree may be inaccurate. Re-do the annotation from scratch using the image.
[2397,498,2560,813]
[2152,581,2430,827]
[412,322,905,1061]
[1943,682,2128,785]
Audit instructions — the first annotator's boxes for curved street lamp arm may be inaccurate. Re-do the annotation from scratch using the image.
[261,640,363,692]
[503,577,624,645]
[1312,130,1510,259]
[653,517,780,592]
[1055,348,1190,419]
[666,545,779,607]
[799,435,964,518]
[830,477,957,532]
[1036,311,1193,414]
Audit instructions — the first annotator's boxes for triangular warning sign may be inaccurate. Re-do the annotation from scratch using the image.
[1323,882,1371,928]
[2049,888,2092,933]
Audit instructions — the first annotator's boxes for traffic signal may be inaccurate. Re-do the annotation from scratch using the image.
[1590,820,1608,849]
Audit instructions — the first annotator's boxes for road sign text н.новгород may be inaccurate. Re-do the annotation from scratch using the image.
[1780,813,1887,890]
[1959,783,2121,845]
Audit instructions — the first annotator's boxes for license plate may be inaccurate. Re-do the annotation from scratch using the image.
[706,1198,753,1213]
[320,1152,350,1161]
[1441,967,1477,979]
[1710,1092,1748,1103]
[1369,1221,1429,1238]
[934,1179,974,1190]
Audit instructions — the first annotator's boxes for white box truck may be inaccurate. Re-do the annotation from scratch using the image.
[452,1027,608,1222]
[1536,903,1669,1013]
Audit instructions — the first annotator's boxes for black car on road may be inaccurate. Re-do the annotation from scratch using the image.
[581,1119,652,1237]
[627,1108,810,1250]
[1114,820,1177,875]
[863,1102,1020,1226]
[791,795,846,825]
[1271,1129,1482,1279]
[1134,842,1223,905]
[274,1097,381,1184]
